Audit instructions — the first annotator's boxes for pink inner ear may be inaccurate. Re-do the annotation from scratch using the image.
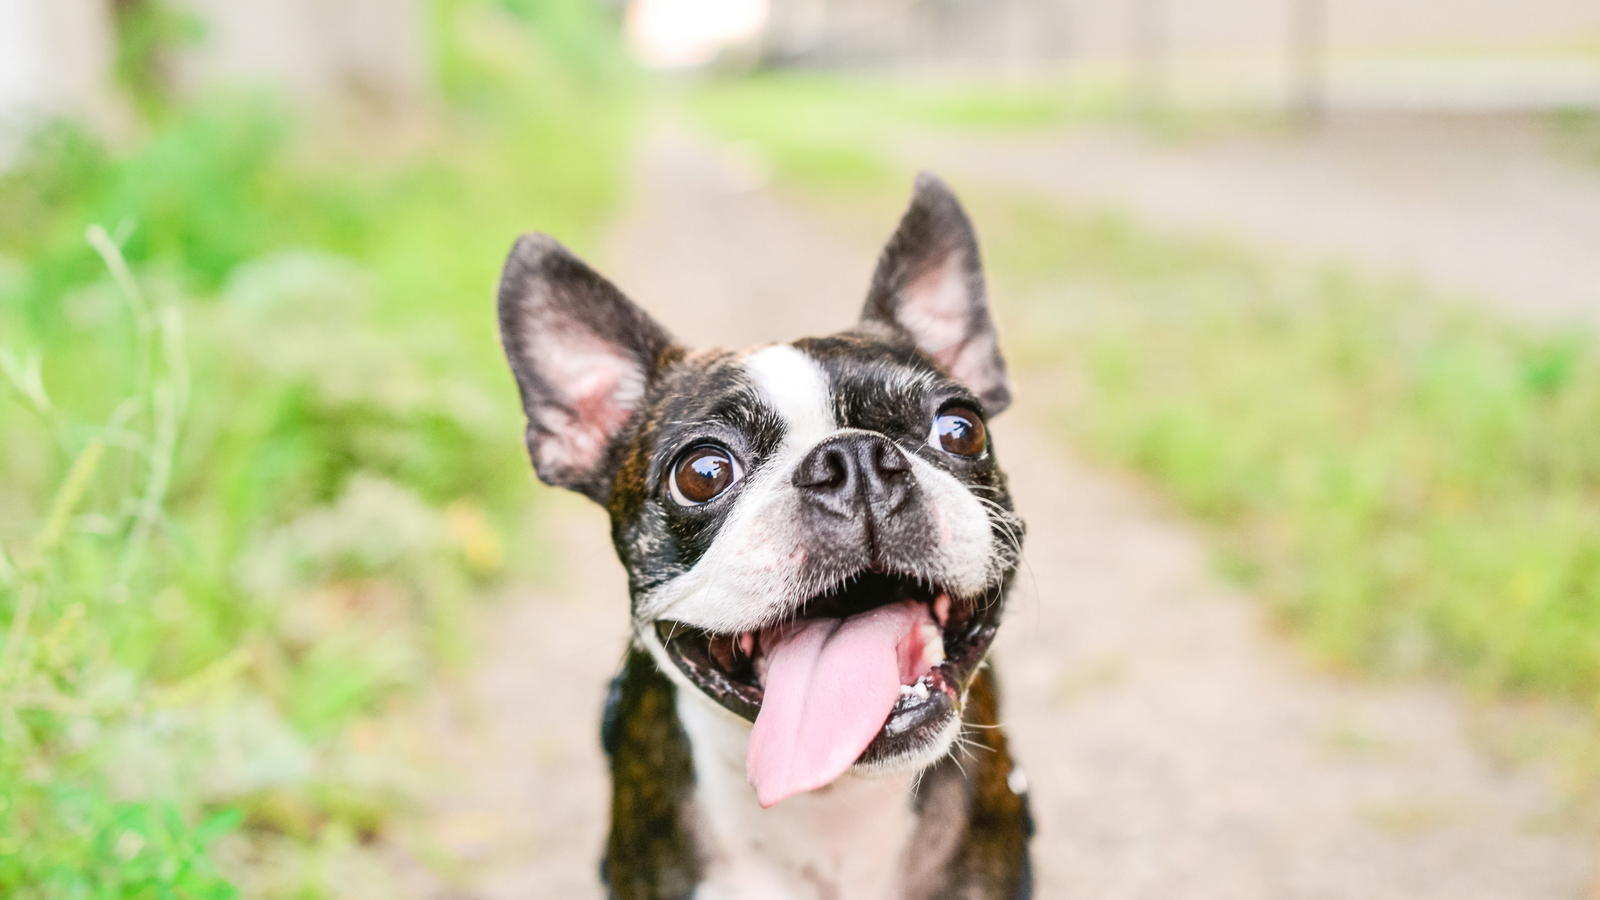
[896,254,1006,400]
[528,329,646,482]
[944,330,1004,397]
[898,256,972,367]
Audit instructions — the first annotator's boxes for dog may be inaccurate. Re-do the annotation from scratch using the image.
[496,173,1032,899]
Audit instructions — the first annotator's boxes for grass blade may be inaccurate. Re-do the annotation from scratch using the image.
[31,439,107,560]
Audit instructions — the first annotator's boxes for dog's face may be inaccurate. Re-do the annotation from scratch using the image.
[498,175,1022,807]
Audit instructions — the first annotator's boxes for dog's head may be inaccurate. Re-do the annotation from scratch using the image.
[498,174,1022,807]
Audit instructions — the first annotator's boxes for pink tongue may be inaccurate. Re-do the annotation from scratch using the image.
[746,600,928,808]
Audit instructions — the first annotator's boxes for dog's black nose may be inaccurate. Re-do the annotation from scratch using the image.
[793,432,914,519]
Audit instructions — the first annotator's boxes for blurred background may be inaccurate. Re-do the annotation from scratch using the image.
[2,1,1599,897]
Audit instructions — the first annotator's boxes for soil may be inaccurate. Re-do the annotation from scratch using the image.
[384,121,1600,899]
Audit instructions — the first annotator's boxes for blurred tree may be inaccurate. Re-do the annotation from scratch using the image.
[1129,0,1168,114]
[494,0,631,85]
[1289,0,1326,124]
[109,0,200,118]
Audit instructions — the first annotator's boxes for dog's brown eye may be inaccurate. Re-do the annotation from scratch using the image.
[671,445,740,505]
[931,408,987,457]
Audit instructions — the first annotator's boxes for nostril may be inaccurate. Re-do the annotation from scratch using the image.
[821,450,848,487]
[795,435,913,502]
[797,446,850,491]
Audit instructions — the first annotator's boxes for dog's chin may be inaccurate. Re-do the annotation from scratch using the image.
[849,713,963,780]
[651,570,1003,777]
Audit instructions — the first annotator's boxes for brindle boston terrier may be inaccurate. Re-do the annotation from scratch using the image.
[496,173,1032,899]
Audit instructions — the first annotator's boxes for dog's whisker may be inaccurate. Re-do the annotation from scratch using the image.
[949,749,969,779]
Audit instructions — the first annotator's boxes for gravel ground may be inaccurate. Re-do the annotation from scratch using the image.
[384,123,1600,899]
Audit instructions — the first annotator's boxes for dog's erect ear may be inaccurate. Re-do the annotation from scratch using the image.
[861,172,1011,414]
[498,234,677,503]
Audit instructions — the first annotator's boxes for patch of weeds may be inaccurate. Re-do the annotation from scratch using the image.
[0,0,636,894]
[689,75,899,196]
[981,201,1600,713]
[1549,107,1600,168]
[0,789,241,900]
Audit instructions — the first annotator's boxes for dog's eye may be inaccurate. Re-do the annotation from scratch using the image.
[930,407,987,457]
[670,444,741,505]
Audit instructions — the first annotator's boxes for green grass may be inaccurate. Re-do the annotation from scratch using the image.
[685,71,1124,196]
[689,78,1600,720]
[986,203,1600,708]
[1551,107,1600,168]
[691,70,1105,130]
[0,2,634,896]
[684,70,1279,197]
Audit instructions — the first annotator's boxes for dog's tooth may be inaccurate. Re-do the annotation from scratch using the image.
[934,594,951,627]
[738,632,754,658]
[919,622,945,666]
[900,684,914,696]
[912,681,930,700]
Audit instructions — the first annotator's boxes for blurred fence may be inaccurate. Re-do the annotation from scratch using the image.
[7,0,1599,132]
[763,0,1600,110]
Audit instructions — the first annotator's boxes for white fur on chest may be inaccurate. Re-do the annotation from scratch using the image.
[676,687,920,900]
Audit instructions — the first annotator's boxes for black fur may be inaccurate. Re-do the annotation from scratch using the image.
[602,649,700,900]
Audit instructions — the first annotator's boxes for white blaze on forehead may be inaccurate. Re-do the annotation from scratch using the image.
[742,344,836,450]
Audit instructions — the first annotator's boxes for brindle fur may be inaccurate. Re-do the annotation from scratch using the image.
[602,649,701,900]
[927,669,1033,900]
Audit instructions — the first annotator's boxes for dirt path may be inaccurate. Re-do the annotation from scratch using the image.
[898,115,1600,325]
[389,124,1598,899]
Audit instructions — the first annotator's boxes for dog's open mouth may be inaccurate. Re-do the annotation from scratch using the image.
[654,571,1002,806]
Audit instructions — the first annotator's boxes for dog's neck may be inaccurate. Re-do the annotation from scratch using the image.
[676,687,921,900]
